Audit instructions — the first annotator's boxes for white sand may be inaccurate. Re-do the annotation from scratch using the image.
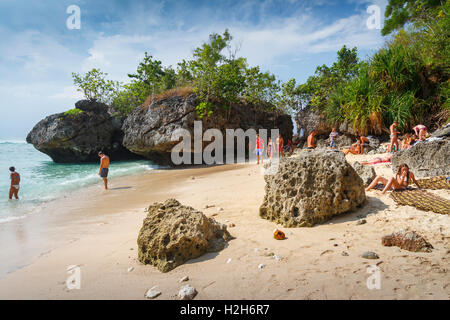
[0,154,448,300]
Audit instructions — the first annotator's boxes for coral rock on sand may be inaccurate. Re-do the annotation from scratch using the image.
[259,150,366,227]
[178,285,197,300]
[137,199,232,272]
[392,138,450,177]
[382,230,433,253]
[352,161,376,187]
[361,251,379,259]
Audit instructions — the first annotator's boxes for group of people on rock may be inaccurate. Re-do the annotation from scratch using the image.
[388,121,429,153]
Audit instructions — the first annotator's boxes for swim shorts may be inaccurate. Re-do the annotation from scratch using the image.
[256,149,263,156]
[100,168,109,178]
[330,140,337,148]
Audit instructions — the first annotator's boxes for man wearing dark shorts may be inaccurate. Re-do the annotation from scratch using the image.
[98,151,110,190]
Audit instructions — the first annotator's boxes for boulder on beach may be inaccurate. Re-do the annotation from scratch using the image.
[382,230,433,252]
[26,100,139,163]
[352,161,376,187]
[122,93,293,165]
[391,138,450,177]
[259,150,366,227]
[137,199,233,272]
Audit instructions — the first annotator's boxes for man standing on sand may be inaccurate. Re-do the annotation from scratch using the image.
[276,134,284,158]
[9,167,20,200]
[98,151,110,190]
[307,130,317,149]
[255,134,264,165]
[389,120,401,153]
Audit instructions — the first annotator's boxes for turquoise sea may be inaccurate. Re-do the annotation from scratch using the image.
[0,141,157,224]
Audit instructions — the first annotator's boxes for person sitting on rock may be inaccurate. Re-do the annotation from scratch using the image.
[306,130,317,149]
[401,134,413,150]
[342,136,362,155]
[359,136,370,153]
[366,163,420,194]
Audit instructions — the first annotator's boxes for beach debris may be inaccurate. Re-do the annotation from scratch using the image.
[382,230,433,253]
[356,219,367,225]
[273,254,282,261]
[352,161,376,187]
[259,150,366,227]
[361,251,379,259]
[273,229,286,240]
[258,263,265,269]
[264,252,275,257]
[203,204,215,209]
[320,250,334,256]
[341,251,349,256]
[179,276,189,283]
[145,286,161,299]
[127,267,134,273]
[178,285,197,300]
[228,223,235,228]
[217,207,224,212]
[137,199,232,272]
[333,243,338,247]
[191,176,195,180]
[226,258,232,264]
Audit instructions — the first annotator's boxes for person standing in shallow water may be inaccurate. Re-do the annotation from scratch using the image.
[98,151,110,190]
[9,166,20,200]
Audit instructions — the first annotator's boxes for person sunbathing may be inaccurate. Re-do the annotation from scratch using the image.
[361,154,392,165]
[343,141,362,155]
[343,136,365,155]
[401,134,413,150]
[366,163,420,194]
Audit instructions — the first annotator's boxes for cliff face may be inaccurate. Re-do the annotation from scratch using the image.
[26,100,139,163]
[122,94,293,165]
[295,105,355,137]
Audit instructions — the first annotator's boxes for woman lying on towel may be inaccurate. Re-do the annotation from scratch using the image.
[361,154,392,165]
[366,163,420,194]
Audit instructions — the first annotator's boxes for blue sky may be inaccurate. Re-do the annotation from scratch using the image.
[0,0,388,140]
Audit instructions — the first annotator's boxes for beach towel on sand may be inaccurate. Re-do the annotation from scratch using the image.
[390,189,450,215]
[416,176,450,190]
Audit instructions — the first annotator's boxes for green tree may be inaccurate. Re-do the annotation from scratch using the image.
[72,68,121,104]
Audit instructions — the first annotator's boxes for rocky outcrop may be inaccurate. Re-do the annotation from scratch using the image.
[137,199,232,272]
[430,124,450,138]
[392,138,450,177]
[295,105,354,137]
[352,161,376,187]
[382,230,433,252]
[259,150,366,227]
[26,100,139,163]
[122,94,293,165]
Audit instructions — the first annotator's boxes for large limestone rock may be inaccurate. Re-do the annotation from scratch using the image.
[295,105,354,137]
[259,150,366,227]
[26,100,139,163]
[352,161,376,187]
[137,199,232,272]
[392,138,450,177]
[122,93,293,165]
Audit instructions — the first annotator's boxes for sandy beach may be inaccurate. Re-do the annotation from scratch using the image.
[0,153,449,300]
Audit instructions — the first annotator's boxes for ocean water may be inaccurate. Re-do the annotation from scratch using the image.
[0,141,158,224]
